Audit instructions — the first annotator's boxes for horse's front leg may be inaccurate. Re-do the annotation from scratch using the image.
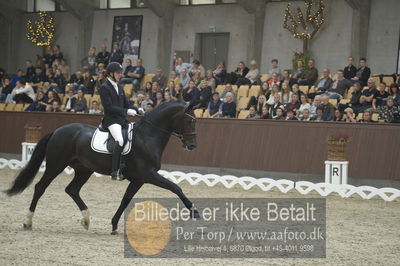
[111,179,143,235]
[148,171,200,219]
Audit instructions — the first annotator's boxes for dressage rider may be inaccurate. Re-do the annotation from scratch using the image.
[98,62,137,181]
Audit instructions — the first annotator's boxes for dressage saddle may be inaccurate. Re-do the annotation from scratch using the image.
[98,124,130,154]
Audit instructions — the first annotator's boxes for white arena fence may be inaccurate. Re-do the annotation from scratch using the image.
[0,158,399,202]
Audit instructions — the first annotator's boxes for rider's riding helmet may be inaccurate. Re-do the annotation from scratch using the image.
[106,62,123,74]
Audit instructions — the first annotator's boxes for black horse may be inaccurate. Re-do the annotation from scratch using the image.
[5,101,199,234]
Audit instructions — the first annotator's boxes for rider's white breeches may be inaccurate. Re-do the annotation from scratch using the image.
[108,124,124,147]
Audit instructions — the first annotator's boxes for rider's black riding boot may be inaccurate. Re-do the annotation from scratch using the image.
[111,143,124,181]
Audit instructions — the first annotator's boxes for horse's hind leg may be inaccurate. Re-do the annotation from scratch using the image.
[65,165,93,230]
[148,172,200,219]
[25,163,68,230]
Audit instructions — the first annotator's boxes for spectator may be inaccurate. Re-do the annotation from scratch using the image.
[0,77,13,102]
[45,68,54,85]
[121,59,133,77]
[97,63,106,74]
[269,94,284,118]
[267,72,280,90]
[292,60,305,80]
[10,69,24,88]
[389,84,400,106]
[152,67,167,89]
[70,71,84,92]
[311,106,324,121]
[165,81,176,97]
[52,45,63,62]
[164,91,172,102]
[291,83,305,99]
[220,83,236,102]
[96,44,111,66]
[190,60,205,84]
[120,58,145,92]
[149,81,160,102]
[260,81,270,97]
[314,68,333,95]
[273,107,285,120]
[179,68,191,89]
[89,100,103,114]
[285,109,298,121]
[154,91,164,106]
[25,90,46,111]
[140,93,153,109]
[63,89,77,112]
[94,70,107,95]
[301,109,312,121]
[321,96,335,121]
[333,109,343,122]
[354,78,377,114]
[344,56,357,80]
[80,71,96,95]
[286,93,301,113]
[309,95,322,117]
[281,82,291,104]
[297,94,311,118]
[268,59,281,79]
[249,94,267,114]
[351,58,371,86]
[175,57,192,74]
[145,103,154,113]
[43,46,54,68]
[217,92,236,118]
[81,47,97,75]
[207,92,222,118]
[237,60,260,86]
[197,80,212,109]
[359,109,376,123]
[378,96,400,123]
[204,70,216,90]
[168,71,180,88]
[174,83,184,100]
[49,100,62,112]
[266,84,281,105]
[321,69,352,99]
[58,59,71,81]
[37,90,59,112]
[343,108,356,123]
[298,59,318,86]
[338,82,362,112]
[280,70,296,91]
[260,106,270,119]
[213,61,227,85]
[110,42,124,64]
[142,81,152,94]
[373,82,389,109]
[50,69,66,93]
[246,106,260,119]
[183,80,200,105]
[73,89,88,113]
[9,80,35,104]
[25,60,36,82]
[226,61,249,84]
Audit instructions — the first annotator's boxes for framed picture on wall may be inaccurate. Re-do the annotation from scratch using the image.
[111,15,143,66]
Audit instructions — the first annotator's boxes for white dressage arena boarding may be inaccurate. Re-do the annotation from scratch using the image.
[0,158,399,202]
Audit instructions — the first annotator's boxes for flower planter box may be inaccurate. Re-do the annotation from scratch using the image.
[327,140,347,161]
[25,125,42,143]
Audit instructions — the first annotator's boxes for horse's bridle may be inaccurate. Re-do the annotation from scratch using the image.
[139,113,197,141]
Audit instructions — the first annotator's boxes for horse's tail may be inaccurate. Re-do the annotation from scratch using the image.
[5,132,53,196]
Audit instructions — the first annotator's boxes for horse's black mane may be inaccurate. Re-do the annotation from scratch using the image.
[142,100,186,120]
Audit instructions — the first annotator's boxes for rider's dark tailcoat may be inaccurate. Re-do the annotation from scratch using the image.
[98,79,129,128]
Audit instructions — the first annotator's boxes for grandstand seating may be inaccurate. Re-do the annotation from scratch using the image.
[194,108,204,118]
[248,85,261,98]
[238,110,250,119]
[237,85,249,98]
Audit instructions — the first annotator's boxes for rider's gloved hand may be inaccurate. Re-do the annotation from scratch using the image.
[127,109,137,116]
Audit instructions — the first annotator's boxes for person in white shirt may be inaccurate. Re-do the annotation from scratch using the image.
[10,80,35,103]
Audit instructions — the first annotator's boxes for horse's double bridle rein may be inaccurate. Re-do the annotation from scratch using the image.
[138,113,197,141]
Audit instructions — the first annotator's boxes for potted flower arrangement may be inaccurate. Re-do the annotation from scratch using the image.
[327,132,349,161]
[25,121,42,143]
[292,51,311,70]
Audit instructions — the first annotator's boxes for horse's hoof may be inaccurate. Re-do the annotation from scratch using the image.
[111,230,118,235]
[23,223,32,230]
[81,218,90,230]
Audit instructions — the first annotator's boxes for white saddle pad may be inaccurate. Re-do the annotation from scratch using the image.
[90,123,134,155]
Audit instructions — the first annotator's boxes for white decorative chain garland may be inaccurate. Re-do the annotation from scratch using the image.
[0,158,399,202]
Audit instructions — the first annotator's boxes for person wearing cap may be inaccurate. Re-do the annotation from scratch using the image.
[98,62,137,181]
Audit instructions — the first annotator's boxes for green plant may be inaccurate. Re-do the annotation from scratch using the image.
[292,51,311,70]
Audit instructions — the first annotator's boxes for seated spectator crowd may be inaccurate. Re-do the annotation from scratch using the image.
[1,46,399,123]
